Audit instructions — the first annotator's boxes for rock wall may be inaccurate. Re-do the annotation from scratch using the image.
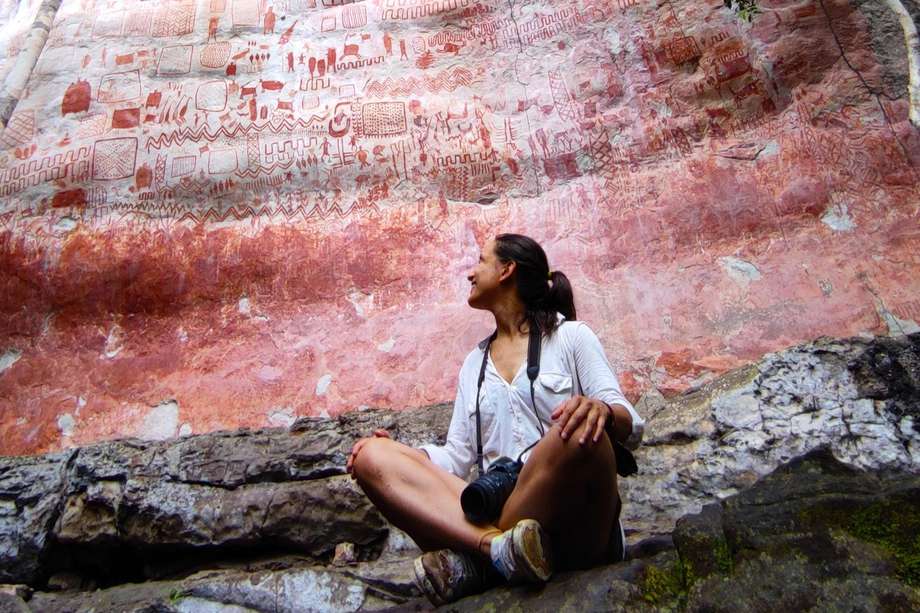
[0,333,918,610]
[1,0,919,454]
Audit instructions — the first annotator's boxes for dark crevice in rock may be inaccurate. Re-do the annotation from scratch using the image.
[162,465,348,490]
[641,431,700,447]
[849,334,920,420]
[36,540,332,590]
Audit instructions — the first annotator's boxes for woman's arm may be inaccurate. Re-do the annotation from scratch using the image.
[417,354,479,479]
[569,323,645,449]
[605,402,634,445]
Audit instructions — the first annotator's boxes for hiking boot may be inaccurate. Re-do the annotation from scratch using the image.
[413,548,497,605]
[490,518,553,583]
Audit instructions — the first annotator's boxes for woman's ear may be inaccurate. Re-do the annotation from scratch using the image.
[498,259,516,283]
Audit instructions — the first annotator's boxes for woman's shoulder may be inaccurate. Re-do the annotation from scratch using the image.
[555,319,593,339]
[459,334,491,371]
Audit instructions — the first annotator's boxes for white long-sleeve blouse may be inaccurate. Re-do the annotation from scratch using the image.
[420,320,644,480]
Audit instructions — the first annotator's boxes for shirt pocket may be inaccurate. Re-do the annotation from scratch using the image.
[535,372,573,417]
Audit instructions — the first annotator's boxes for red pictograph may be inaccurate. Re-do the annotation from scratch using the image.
[111,108,140,128]
[208,148,239,174]
[667,36,701,65]
[93,12,124,38]
[98,71,141,103]
[360,102,407,137]
[0,111,34,146]
[171,155,197,178]
[200,42,231,68]
[92,137,138,180]
[51,188,88,208]
[152,4,197,37]
[342,5,367,28]
[157,46,193,76]
[196,80,228,112]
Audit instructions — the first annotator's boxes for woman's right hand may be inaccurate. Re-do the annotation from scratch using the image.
[346,429,391,477]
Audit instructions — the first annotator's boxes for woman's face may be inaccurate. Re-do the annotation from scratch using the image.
[466,239,510,309]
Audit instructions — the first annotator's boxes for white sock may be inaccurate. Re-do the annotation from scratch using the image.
[489,531,516,580]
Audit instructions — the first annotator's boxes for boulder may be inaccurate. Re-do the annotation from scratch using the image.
[0,406,449,585]
[0,451,73,584]
[624,332,920,539]
[681,448,920,612]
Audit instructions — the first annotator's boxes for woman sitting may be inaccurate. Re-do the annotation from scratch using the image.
[347,233,644,604]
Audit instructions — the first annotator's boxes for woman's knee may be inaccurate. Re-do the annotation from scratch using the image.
[542,421,613,468]
[351,437,399,483]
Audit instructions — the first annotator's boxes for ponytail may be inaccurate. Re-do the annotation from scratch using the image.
[547,270,576,322]
[494,233,577,335]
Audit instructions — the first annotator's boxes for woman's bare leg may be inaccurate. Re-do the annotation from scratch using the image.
[351,437,498,555]
[498,418,618,570]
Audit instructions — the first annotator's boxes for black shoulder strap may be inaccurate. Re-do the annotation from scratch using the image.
[526,324,545,439]
[526,324,541,384]
[474,326,546,476]
[474,332,494,477]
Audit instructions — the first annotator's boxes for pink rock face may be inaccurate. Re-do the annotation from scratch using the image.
[0,0,918,455]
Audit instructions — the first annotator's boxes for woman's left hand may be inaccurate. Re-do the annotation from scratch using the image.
[551,395,611,445]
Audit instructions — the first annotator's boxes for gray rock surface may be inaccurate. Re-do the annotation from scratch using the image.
[0,334,918,610]
[0,406,449,586]
[0,451,73,584]
[624,332,920,538]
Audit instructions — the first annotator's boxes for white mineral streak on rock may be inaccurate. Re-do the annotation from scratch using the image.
[347,290,374,319]
[759,140,780,158]
[315,374,333,396]
[257,365,283,382]
[377,338,396,352]
[874,299,920,336]
[102,325,123,359]
[52,216,77,233]
[821,202,856,232]
[137,400,179,441]
[238,297,251,316]
[175,598,253,613]
[278,570,366,612]
[267,406,296,427]
[884,0,920,126]
[0,349,21,374]
[57,413,75,437]
[183,567,369,613]
[718,256,762,286]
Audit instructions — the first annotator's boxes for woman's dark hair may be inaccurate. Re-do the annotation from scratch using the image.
[493,233,576,335]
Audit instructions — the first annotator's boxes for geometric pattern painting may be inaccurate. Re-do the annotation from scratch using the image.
[361,102,407,137]
[0,111,34,146]
[92,137,137,180]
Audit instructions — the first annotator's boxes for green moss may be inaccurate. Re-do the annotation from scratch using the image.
[713,537,734,574]
[724,0,761,22]
[642,558,692,608]
[168,588,185,604]
[802,499,920,587]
